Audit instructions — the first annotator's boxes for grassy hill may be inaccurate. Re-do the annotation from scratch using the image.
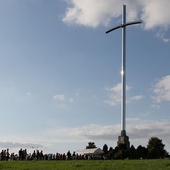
[0,159,170,170]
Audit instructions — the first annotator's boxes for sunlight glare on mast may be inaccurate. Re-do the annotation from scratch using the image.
[121,70,124,75]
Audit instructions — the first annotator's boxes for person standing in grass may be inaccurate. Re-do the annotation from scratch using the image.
[3,150,6,160]
[1,150,4,160]
[19,149,23,160]
[6,149,10,161]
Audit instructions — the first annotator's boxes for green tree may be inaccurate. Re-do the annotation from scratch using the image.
[107,147,115,159]
[136,145,148,159]
[147,137,166,159]
[129,145,137,159]
[86,142,97,149]
[103,144,108,154]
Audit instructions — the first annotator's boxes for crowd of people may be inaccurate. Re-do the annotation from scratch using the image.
[1,149,10,161]
[1,148,43,161]
[0,149,102,161]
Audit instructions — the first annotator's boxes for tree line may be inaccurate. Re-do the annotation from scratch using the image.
[86,137,169,159]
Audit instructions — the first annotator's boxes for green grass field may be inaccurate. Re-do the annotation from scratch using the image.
[0,159,170,170]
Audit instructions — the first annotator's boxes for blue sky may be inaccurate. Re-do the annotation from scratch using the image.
[0,0,170,154]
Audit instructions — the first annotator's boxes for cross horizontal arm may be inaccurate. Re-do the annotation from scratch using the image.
[105,25,122,34]
[123,20,142,27]
[106,20,142,34]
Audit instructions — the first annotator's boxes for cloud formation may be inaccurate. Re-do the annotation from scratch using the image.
[156,28,170,42]
[0,141,42,150]
[62,0,170,32]
[39,119,170,146]
[152,75,170,103]
[104,83,143,106]
[53,94,65,101]
[129,95,144,103]
[103,83,122,106]
[53,90,81,107]
[62,0,121,28]
[70,124,118,140]
[70,119,170,144]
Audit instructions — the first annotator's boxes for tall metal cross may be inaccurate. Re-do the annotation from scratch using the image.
[106,5,141,139]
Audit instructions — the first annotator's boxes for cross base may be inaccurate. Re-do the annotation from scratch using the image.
[117,130,130,149]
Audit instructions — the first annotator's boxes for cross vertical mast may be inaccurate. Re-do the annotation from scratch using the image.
[121,4,126,136]
[106,5,141,148]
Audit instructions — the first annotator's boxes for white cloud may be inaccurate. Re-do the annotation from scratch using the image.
[70,124,119,140]
[152,75,170,103]
[59,119,170,152]
[62,0,170,41]
[69,119,170,148]
[0,134,45,154]
[156,28,170,43]
[0,141,42,149]
[62,0,121,28]
[129,95,144,102]
[163,38,170,43]
[53,93,77,107]
[104,84,121,106]
[140,0,170,30]
[104,83,142,106]
[53,94,65,101]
